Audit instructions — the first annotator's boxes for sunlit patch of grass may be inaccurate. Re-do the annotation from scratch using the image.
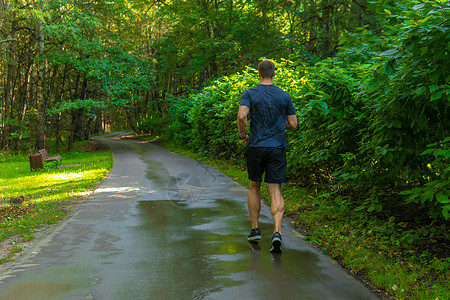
[0,141,113,262]
[47,172,85,180]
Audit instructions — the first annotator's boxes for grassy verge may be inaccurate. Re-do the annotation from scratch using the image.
[0,140,113,263]
[160,140,448,300]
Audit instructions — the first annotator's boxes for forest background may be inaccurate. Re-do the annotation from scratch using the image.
[0,0,449,299]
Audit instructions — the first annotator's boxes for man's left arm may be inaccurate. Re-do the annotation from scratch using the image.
[237,105,250,144]
[286,114,297,130]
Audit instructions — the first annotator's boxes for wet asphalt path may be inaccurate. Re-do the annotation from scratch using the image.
[0,132,379,300]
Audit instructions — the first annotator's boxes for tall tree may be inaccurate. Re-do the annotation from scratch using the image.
[36,0,46,150]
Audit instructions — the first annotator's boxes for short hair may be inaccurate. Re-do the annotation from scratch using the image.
[258,60,275,79]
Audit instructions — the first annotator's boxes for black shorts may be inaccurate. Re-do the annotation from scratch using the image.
[245,147,287,183]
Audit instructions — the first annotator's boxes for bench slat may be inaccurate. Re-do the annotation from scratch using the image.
[38,149,49,160]
[39,149,62,165]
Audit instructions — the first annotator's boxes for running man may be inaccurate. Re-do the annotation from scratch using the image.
[237,60,297,252]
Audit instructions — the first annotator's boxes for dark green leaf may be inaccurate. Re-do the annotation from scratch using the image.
[430,92,442,101]
[354,205,366,212]
[420,148,434,155]
[436,194,450,204]
[399,190,414,195]
[383,60,394,76]
[380,49,398,57]
[415,86,427,95]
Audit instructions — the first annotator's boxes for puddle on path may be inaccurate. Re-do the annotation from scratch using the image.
[131,199,376,300]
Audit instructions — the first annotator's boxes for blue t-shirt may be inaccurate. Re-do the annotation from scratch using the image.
[240,84,296,148]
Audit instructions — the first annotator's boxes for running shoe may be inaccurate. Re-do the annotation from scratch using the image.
[270,232,282,253]
[247,228,262,241]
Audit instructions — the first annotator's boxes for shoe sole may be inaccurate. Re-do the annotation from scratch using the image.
[270,238,282,253]
[247,235,261,241]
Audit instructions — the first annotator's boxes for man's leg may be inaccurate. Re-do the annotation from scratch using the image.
[268,183,285,234]
[248,180,261,229]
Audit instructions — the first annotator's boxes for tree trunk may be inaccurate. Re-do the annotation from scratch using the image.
[68,110,76,151]
[229,0,233,27]
[307,0,318,55]
[94,110,103,134]
[55,113,61,152]
[68,74,81,150]
[2,17,17,151]
[78,76,89,141]
[74,108,84,142]
[36,6,46,150]
[126,108,137,132]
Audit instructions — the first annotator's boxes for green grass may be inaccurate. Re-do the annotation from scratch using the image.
[162,140,449,300]
[0,140,113,263]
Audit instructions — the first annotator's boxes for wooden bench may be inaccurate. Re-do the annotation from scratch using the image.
[39,149,62,167]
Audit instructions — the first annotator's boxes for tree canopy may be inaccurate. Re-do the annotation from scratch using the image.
[1,0,379,150]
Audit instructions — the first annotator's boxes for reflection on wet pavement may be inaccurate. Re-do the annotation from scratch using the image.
[134,198,371,300]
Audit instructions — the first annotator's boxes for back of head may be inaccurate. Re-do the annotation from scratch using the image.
[258,60,275,79]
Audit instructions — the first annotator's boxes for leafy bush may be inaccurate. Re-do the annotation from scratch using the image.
[138,115,169,136]
[285,59,367,185]
[164,1,449,219]
[333,0,449,217]
[168,69,258,160]
[400,138,450,219]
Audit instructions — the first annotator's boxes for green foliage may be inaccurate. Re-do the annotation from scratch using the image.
[47,99,107,117]
[400,138,450,219]
[150,0,373,98]
[285,59,366,184]
[3,117,30,141]
[137,115,169,136]
[165,1,450,220]
[167,95,196,146]
[45,3,154,111]
[167,69,259,160]
[80,50,154,108]
[334,0,449,216]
